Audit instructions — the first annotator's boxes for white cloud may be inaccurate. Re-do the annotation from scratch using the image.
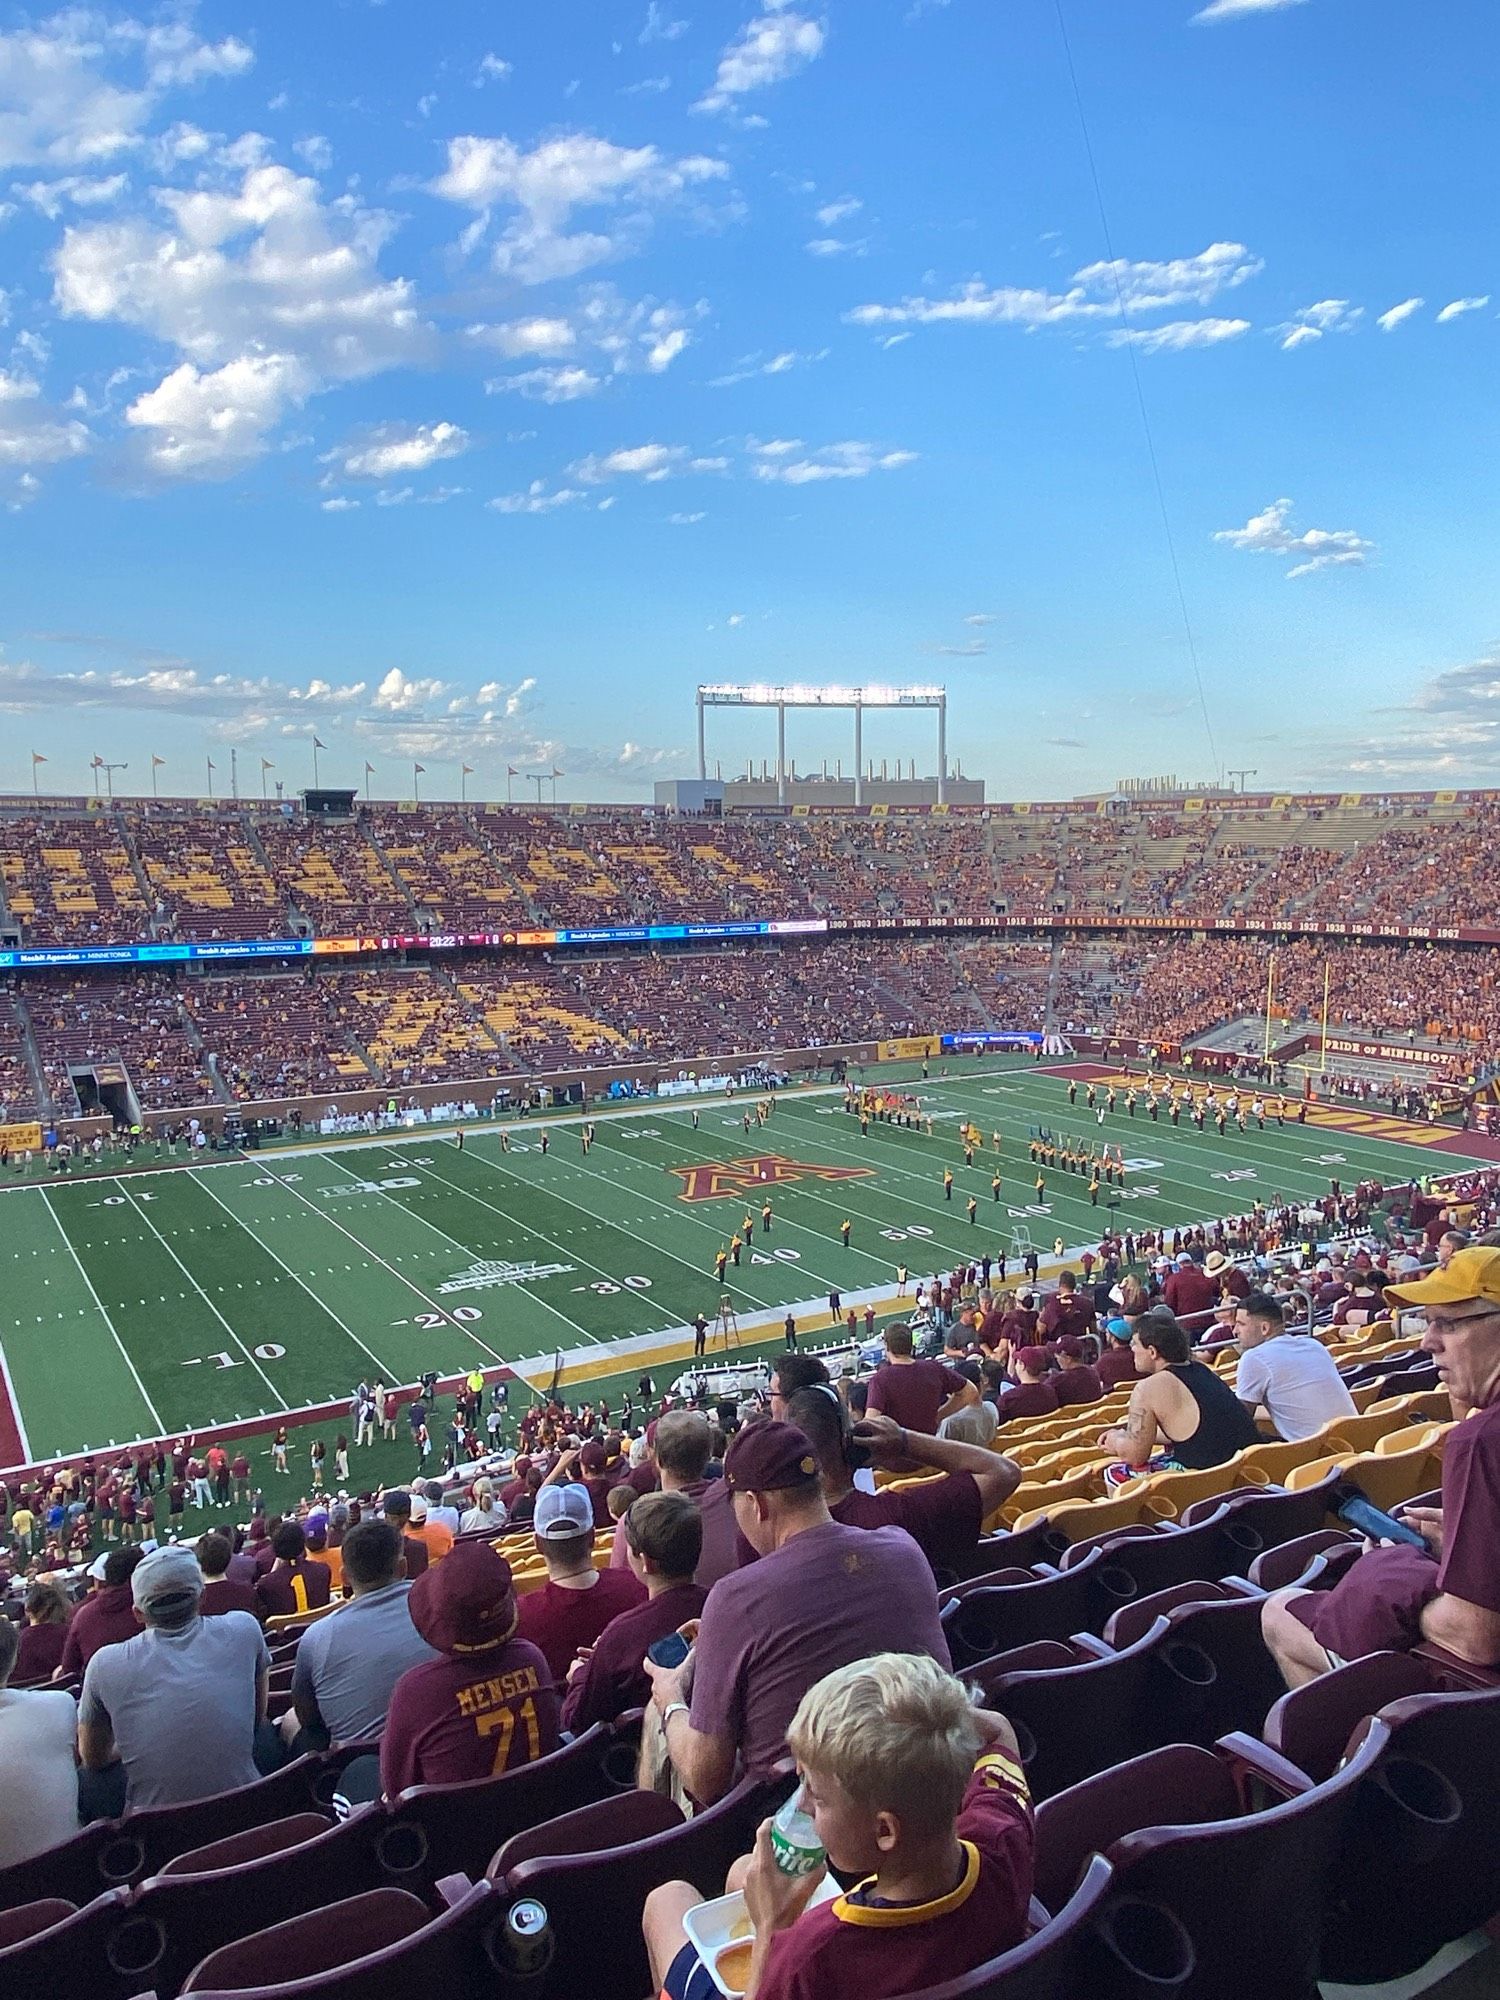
[291,134,332,171]
[488,364,602,402]
[488,481,588,514]
[124,353,306,477]
[1272,298,1362,349]
[320,494,358,511]
[374,666,451,713]
[466,315,578,358]
[850,241,1262,332]
[475,53,513,85]
[815,195,861,226]
[806,235,866,258]
[641,3,690,42]
[1192,0,1311,19]
[53,162,434,475]
[574,441,690,482]
[965,612,996,626]
[1108,316,1250,352]
[710,345,827,385]
[1376,296,1424,332]
[668,509,705,523]
[726,611,746,627]
[0,13,250,171]
[750,439,917,485]
[329,421,470,481]
[695,6,826,116]
[12,171,127,217]
[1213,496,1374,579]
[429,130,728,284]
[622,75,672,96]
[0,366,90,500]
[1437,296,1489,324]
[931,639,986,657]
[0,651,364,727]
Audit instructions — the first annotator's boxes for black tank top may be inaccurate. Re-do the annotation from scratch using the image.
[1164,1361,1260,1469]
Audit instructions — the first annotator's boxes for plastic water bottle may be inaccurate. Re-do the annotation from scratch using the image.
[769,1785,825,1877]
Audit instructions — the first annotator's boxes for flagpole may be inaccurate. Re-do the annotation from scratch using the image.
[1263,950,1276,1065]
[31,754,41,798]
[312,737,321,787]
[506,765,515,804]
[413,762,421,803]
[231,748,239,801]
[364,762,373,802]
[206,757,215,801]
[151,757,159,800]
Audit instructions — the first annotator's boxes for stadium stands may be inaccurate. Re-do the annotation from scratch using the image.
[0,812,149,944]
[127,812,288,943]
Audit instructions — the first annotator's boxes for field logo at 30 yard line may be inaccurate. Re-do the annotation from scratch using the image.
[669,1154,877,1203]
[436,1257,576,1295]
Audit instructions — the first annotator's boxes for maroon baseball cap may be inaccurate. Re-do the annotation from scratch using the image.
[580,1440,608,1474]
[407,1540,518,1655]
[1014,1345,1049,1374]
[723,1421,821,1495]
[1056,1335,1088,1361]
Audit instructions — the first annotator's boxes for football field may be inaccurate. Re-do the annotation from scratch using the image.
[0,1058,1473,1467]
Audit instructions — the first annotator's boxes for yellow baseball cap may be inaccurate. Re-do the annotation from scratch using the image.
[1384,1246,1500,1312]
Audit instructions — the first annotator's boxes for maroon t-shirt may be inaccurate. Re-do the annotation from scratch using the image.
[1436,1398,1500,1611]
[15,1619,68,1681]
[515,1569,647,1686]
[1097,1347,1139,1390]
[993,1381,1060,1424]
[59,1583,139,1675]
[1163,1267,1219,1329]
[559,1581,708,1734]
[379,1638,560,1795]
[689,1519,949,1780]
[867,1361,971,1468]
[998,1308,1038,1344]
[831,1471,985,1574]
[755,1748,1034,2000]
[1040,1295,1097,1339]
[256,1558,333,1620]
[608,1477,741,1590]
[1053,1365,1103,1407]
[202,1577,264,1621]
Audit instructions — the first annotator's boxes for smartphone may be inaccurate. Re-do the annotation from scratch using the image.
[1334,1489,1432,1553]
[648,1631,691,1669]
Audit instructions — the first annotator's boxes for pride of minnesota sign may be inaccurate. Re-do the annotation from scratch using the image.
[669,1154,877,1203]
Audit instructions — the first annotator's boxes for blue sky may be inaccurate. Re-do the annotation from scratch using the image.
[1,0,1497,802]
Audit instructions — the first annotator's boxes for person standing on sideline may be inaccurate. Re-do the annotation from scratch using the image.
[693,1313,709,1358]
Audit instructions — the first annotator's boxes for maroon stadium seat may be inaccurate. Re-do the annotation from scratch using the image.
[961,1640,1090,1684]
[1035,1728,1388,1998]
[1175,1473,1345,1540]
[1262,1651,1443,1783]
[377,1719,637,1885]
[154,1814,335,1878]
[497,1766,796,1999]
[1244,1527,1358,1593]
[0,1888,136,2000]
[0,1899,78,1949]
[1319,1685,1500,1984]
[113,1806,391,1998]
[179,1886,437,1996]
[1101,1578,1250,1652]
[942,1549,1115,1668]
[487,1787,684,1876]
[889,1854,1116,2000]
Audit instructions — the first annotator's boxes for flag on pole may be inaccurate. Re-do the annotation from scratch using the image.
[461,763,475,776]
[207,758,216,770]
[31,752,46,766]
[260,757,274,771]
[151,755,166,768]
[313,737,327,750]
[506,765,519,777]
[364,761,375,775]
[551,767,564,778]
[90,754,103,769]
[413,763,426,775]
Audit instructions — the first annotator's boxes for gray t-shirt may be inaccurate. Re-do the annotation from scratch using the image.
[1235,1334,1358,1443]
[290,1582,440,1745]
[80,1610,269,1810]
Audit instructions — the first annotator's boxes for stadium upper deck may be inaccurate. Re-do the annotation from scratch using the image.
[0,788,1496,955]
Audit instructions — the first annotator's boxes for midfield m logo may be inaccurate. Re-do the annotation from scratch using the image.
[669,1154,877,1203]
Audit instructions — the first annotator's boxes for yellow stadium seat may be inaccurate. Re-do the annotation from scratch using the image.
[1367,1389,1452,1424]
[1284,1452,1352,1492]
[1139,1457,1269,1522]
[1014,1485,1155,1540]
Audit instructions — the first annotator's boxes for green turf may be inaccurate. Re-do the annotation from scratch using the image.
[0,1057,1466,1467]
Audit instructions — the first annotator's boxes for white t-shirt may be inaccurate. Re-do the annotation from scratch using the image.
[0,1686,80,1868]
[1234,1335,1357,1443]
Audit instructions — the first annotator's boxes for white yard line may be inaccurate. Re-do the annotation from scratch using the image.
[40,1188,164,1434]
[0,1341,32,1464]
[114,1179,283,1409]
[190,1169,401,1386]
